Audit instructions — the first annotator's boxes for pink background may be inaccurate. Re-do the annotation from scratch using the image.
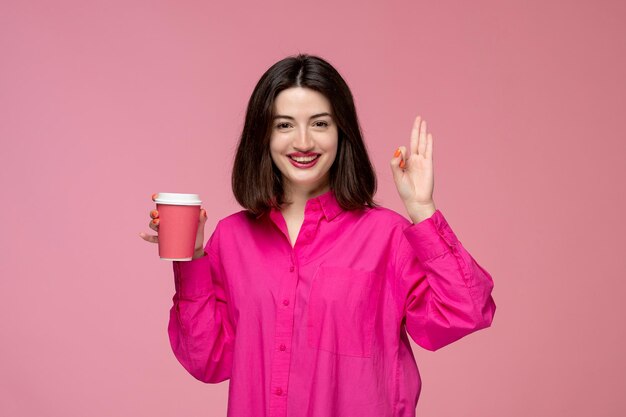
[1,0,624,416]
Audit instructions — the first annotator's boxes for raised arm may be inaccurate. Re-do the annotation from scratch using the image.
[394,210,496,351]
[168,222,236,382]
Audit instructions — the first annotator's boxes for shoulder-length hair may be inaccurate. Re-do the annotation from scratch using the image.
[232,53,380,217]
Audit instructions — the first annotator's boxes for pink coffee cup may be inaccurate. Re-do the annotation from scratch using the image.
[153,192,202,261]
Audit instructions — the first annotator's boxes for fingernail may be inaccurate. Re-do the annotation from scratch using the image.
[399,160,405,169]
[150,209,158,218]
[393,148,401,158]
[152,218,159,224]
[151,193,158,201]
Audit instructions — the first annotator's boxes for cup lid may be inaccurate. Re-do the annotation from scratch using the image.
[154,192,202,206]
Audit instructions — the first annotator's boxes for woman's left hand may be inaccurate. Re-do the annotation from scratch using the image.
[390,115,436,224]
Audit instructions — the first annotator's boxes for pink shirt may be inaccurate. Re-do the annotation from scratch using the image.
[168,188,496,417]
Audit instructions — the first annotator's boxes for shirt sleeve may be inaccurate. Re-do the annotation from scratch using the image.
[394,209,496,351]
[167,220,235,383]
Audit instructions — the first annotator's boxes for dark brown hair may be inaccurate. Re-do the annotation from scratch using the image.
[231,53,380,217]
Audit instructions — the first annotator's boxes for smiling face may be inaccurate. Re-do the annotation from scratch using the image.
[269,87,339,196]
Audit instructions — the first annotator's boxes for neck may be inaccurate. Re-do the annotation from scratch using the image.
[282,182,330,213]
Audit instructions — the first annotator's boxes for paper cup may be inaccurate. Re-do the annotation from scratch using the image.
[153,192,202,261]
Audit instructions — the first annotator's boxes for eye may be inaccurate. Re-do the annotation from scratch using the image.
[314,121,329,127]
[276,122,291,129]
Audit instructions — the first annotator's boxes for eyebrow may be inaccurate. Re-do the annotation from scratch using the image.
[272,112,332,121]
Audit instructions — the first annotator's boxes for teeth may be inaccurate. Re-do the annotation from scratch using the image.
[290,155,318,163]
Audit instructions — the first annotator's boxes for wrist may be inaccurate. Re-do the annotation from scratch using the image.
[192,249,206,259]
[407,201,437,224]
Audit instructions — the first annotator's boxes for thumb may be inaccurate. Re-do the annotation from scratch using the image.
[390,146,406,185]
[199,208,208,222]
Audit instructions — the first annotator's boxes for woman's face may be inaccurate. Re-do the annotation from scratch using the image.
[269,87,338,194]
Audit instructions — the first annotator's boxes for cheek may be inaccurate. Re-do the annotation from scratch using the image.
[317,130,338,146]
[269,150,283,167]
[324,137,339,155]
[270,134,290,151]
[268,140,282,158]
[328,130,339,151]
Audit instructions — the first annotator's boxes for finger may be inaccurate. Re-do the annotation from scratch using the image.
[390,147,404,183]
[418,118,427,157]
[391,147,401,167]
[150,209,159,219]
[390,145,407,172]
[409,115,421,156]
[139,232,159,244]
[151,193,158,202]
[398,146,408,169]
[149,218,159,231]
[425,133,433,161]
[399,145,407,169]
[200,208,207,221]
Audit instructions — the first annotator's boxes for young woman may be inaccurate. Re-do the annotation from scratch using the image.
[140,53,496,417]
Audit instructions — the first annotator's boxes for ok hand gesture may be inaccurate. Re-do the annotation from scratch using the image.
[390,115,436,224]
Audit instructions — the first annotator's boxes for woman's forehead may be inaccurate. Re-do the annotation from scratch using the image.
[273,87,332,115]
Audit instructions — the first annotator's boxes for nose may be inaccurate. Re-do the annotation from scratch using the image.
[293,127,314,150]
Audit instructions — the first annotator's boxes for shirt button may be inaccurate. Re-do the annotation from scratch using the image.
[289,265,294,272]
[279,343,286,351]
[282,299,289,306]
[275,387,283,395]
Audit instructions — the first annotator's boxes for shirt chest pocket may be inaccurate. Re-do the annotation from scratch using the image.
[306,265,382,358]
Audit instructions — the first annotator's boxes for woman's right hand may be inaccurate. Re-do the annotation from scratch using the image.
[139,199,208,259]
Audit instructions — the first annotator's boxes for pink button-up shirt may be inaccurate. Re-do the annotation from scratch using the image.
[168,188,496,417]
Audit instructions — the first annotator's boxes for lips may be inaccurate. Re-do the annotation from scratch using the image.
[288,152,320,158]
[287,154,320,168]
[288,154,320,162]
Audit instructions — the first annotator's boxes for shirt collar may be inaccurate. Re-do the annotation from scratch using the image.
[314,188,343,221]
[266,188,343,223]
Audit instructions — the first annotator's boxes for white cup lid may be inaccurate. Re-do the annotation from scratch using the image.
[154,192,202,206]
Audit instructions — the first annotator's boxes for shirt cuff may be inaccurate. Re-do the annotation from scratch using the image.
[172,251,213,297]
[402,209,460,263]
